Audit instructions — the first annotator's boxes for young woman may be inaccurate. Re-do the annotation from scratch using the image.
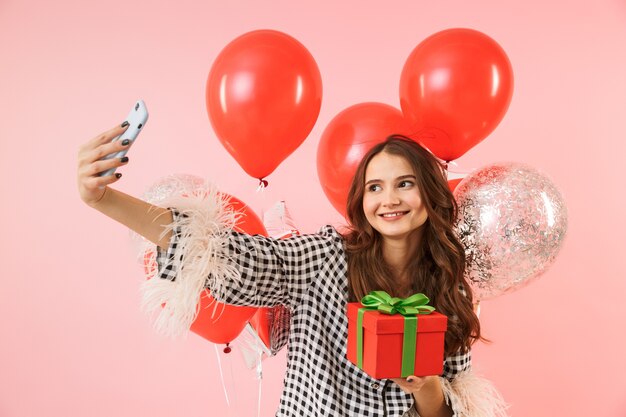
[77,124,506,417]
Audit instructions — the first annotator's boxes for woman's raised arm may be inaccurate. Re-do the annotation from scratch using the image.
[77,123,173,248]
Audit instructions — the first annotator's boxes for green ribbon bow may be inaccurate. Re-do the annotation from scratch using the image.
[356,291,435,377]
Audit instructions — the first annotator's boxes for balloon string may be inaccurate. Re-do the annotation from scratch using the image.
[214,344,231,408]
[227,347,238,412]
[256,349,263,417]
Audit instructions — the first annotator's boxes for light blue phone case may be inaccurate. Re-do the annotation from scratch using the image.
[99,100,149,177]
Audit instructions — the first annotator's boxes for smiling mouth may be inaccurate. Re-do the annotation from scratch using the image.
[379,211,409,218]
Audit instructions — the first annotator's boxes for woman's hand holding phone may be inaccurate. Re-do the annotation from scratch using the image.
[77,100,148,207]
[77,122,132,207]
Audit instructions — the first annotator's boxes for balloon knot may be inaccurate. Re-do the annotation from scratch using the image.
[256,179,269,192]
[223,343,232,354]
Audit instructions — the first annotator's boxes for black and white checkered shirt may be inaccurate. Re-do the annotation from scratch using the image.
[157,210,471,417]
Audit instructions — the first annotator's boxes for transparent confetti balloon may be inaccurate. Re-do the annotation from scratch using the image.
[453,163,568,300]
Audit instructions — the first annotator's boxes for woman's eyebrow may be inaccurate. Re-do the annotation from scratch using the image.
[365,178,381,186]
[364,174,416,186]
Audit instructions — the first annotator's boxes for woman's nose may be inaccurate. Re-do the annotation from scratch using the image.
[382,189,400,206]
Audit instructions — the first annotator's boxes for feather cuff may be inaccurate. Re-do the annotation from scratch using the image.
[139,182,242,338]
[441,370,509,417]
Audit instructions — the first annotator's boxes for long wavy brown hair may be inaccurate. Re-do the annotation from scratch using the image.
[343,135,482,355]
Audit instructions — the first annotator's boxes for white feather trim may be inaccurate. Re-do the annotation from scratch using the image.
[441,371,509,417]
[138,181,244,338]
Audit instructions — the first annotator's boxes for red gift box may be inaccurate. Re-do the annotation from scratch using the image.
[346,302,448,379]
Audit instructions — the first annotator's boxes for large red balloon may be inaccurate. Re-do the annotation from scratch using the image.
[189,194,266,345]
[206,30,322,180]
[448,178,464,193]
[189,290,257,346]
[400,28,513,162]
[317,103,412,217]
[144,194,266,345]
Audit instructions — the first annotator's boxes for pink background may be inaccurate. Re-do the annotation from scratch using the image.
[1,0,625,416]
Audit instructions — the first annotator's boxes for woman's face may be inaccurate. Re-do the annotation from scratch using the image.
[362,151,428,242]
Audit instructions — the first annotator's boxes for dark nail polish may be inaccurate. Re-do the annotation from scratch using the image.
[121,121,129,127]
[115,173,122,179]
[121,139,130,146]
[120,156,129,163]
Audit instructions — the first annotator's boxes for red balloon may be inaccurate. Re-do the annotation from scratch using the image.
[189,194,266,344]
[189,291,257,345]
[400,28,513,161]
[144,194,266,345]
[206,30,322,180]
[317,103,412,217]
[448,178,463,192]
[226,194,268,236]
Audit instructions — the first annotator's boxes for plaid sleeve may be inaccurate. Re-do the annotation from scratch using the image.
[155,208,186,282]
[155,208,341,310]
[211,226,341,309]
[442,349,472,381]
[156,208,297,351]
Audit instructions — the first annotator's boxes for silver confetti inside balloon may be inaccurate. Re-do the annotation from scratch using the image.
[453,163,568,300]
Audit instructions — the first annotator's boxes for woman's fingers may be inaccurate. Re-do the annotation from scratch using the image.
[81,155,129,177]
[84,171,123,191]
[391,376,429,394]
[84,137,131,166]
[91,122,129,147]
[77,123,130,206]
[79,131,131,171]
[79,122,129,159]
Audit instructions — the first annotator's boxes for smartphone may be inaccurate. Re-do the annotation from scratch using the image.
[99,100,149,177]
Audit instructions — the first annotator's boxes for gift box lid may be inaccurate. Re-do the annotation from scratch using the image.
[347,302,447,334]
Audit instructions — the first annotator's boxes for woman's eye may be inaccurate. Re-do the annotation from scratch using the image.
[398,180,414,188]
[367,184,381,192]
